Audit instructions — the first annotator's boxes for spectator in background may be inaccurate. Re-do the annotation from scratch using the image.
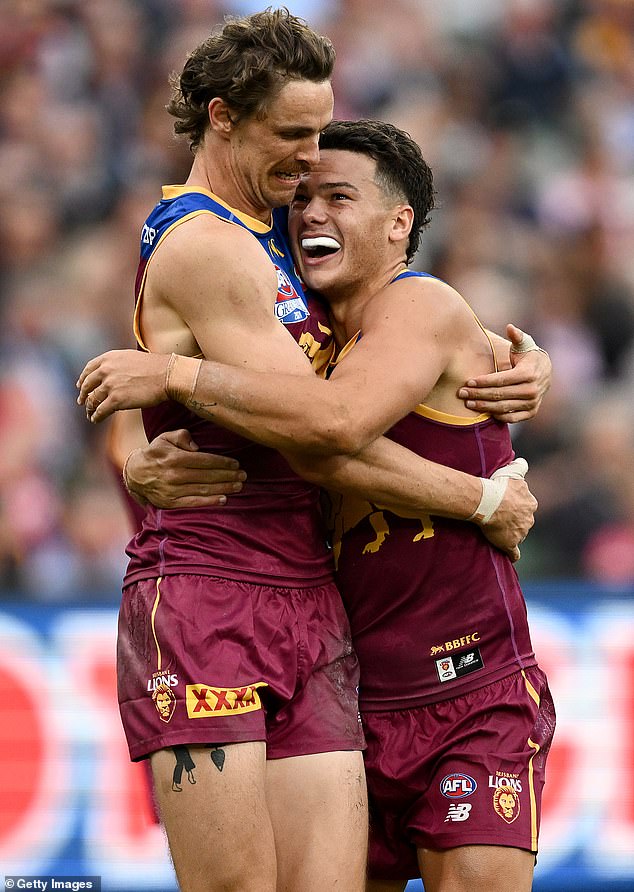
[1,0,634,596]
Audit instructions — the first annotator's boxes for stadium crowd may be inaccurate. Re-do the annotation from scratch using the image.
[1,0,634,598]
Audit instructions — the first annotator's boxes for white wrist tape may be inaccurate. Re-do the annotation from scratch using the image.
[469,458,529,525]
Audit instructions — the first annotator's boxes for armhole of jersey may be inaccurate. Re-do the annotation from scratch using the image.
[393,271,500,374]
[390,272,498,420]
[464,302,499,372]
[133,208,227,352]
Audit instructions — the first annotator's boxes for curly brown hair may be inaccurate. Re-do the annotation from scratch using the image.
[319,119,436,264]
[167,7,335,152]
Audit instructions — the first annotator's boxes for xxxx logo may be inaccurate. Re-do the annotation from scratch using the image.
[186,682,268,718]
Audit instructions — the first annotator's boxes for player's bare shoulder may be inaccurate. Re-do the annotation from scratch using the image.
[147,211,278,325]
[362,272,467,341]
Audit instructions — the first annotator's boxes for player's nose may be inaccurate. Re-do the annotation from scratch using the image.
[295,134,320,167]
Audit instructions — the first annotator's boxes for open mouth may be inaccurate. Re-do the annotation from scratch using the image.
[301,236,341,260]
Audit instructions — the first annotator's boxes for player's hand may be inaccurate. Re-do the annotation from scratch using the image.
[124,429,246,509]
[476,459,537,561]
[457,325,552,423]
[77,349,171,422]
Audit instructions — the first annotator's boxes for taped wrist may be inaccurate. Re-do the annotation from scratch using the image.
[468,458,529,525]
[468,476,509,525]
[165,353,203,405]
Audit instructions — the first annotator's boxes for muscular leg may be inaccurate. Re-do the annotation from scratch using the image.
[419,845,535,892]
[266,750,368,892]
[151,741,276,892]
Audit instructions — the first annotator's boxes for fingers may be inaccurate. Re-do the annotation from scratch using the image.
[506,323,525,348]
[152,494,234,509]
[163,468,246,486]
[77,367,106,405]
[486,410,534,424]
[161,479,245,495]
[506,324,539,354]
[86,394,117,423]
[76,355,105,392]
[159,429,201,452]
[142,480,245,509]
[460,396,536,413]
[152,432,243,471]
[459,373,538,395]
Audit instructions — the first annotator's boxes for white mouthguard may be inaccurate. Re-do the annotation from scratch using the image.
[301,237,341,250]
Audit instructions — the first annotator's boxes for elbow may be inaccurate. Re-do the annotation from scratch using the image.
[302,406,373,456]
[286,452,343,487]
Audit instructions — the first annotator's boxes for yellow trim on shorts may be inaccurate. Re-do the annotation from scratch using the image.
[521,668,541,706]
[151,577,163,671]
[527,737,540,851]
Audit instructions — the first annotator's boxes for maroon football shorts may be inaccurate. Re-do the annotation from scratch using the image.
[362,666,555,881]
[118,574,364,761]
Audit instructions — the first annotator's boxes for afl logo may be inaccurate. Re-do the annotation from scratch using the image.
[275,265,299,298]
[274,265,308,324]
[440,773,478,799]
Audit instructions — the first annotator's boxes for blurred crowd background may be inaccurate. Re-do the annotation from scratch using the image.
[2,0,634,599]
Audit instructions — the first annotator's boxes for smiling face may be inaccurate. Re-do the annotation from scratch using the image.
[288,149,412,301]
[227,79,334,217]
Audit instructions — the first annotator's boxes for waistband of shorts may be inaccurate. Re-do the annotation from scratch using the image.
[124,564,336,589]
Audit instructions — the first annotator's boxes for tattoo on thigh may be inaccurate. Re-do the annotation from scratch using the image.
[208,745,226,772]
[171,745,196,792]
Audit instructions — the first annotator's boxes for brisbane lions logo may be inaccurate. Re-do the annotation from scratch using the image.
[493,786,521,824]
[152,683,176,723]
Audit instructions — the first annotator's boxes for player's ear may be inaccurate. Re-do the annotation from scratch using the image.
[389,204,414,246]
[208,97,235,136]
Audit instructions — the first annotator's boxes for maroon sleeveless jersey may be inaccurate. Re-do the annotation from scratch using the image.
[125,189,335,587]
[333,391,536,710]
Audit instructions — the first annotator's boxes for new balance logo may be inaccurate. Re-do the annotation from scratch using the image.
[444,803,472,822]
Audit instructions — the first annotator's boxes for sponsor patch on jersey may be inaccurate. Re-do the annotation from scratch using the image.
[435,645,484,683]
[185,682,268,718]
[274,266,308,324]
[430,631,480,656]
[493,786,521,824]
[444,803,472,823]
[440,772,478,799]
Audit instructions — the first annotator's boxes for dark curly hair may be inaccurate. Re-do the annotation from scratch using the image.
[319,119,435,263]
[167,7,335,152]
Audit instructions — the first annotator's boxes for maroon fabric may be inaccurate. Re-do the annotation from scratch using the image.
[363,667,556,880]
[334,412,537,710]
[127,192,336,588]
[118,574,364,761]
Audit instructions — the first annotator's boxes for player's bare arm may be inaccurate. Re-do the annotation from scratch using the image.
[78,280,544,449]
[96,274,537,555]
[141,212,317,377]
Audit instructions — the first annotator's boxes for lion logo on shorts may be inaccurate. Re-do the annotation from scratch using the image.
[493,786,520,824]
[152,682,176,723]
